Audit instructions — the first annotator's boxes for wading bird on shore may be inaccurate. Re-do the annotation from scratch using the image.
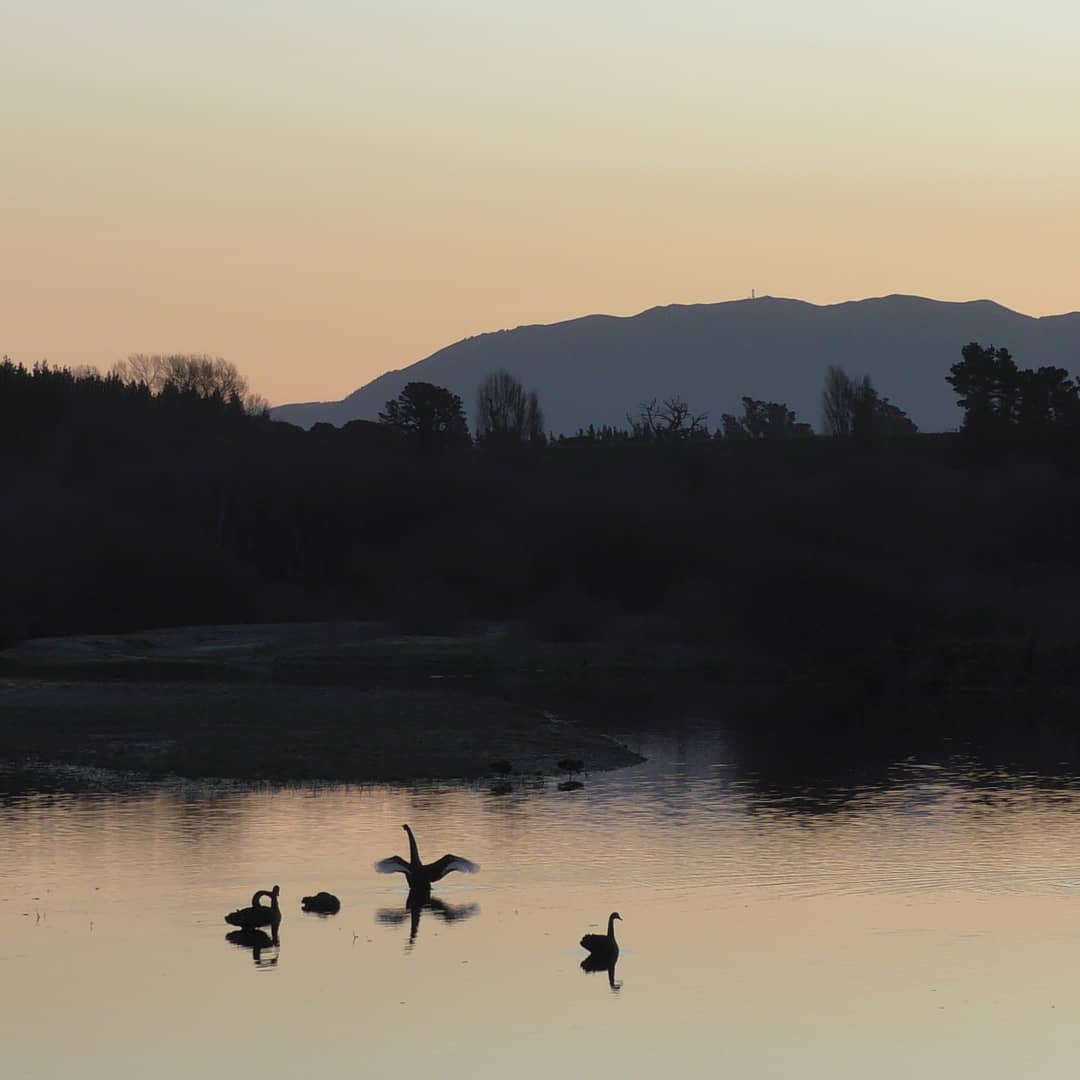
[374,824,478,898]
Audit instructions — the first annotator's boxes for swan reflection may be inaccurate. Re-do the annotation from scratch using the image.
[225,926,280,968]
[376,891,479,949]
[580,952,621,991]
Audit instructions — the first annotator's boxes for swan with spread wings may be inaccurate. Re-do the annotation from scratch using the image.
[374,824,478,896]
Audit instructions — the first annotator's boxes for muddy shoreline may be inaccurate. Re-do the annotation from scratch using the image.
[8,618,1064,791]
[0,622,654,787]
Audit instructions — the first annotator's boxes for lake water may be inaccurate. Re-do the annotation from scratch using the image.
[4,718,1080,1079]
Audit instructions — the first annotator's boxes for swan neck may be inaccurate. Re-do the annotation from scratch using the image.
[607,914,618,940]
[404,826,421,867]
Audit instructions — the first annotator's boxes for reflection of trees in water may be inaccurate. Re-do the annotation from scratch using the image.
[376,891,479,950]
[225,926,280,968]
[721,688,1080,815]
[604,685,1080,817]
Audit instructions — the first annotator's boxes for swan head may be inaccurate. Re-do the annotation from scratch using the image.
[612,912,621,921]
[402,824,412,833]
[271,885,280,898]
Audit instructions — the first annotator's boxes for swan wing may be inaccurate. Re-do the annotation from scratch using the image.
[425,854,479,882]
[580,933,608,952]
[374,855,411,875]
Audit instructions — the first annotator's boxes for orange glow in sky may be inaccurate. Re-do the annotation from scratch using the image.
[3,1,1079,405]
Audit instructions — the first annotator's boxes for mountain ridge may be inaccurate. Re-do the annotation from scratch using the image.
[271,294,1080,434]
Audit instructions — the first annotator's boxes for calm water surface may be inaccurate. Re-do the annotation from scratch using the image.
[4,721,1080,1079]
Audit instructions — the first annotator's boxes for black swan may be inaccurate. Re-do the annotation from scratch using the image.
[580,911,621,962]
[225,885,280,930]
[301,891,341,914]
[374,824,478,897]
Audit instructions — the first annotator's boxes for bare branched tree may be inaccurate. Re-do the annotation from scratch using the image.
[525,389,545,443]
[112,354,168,392]
[822,366,857,437]
[822,366,915,440]
[113,354,267,414]
[475,370,545,445]
[630,397,708,441]
[245,393,271,418]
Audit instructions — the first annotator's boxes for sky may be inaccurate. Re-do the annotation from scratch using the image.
[3,0,1080,406]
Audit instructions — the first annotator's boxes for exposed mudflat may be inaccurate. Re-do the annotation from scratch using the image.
[0,622,648,785]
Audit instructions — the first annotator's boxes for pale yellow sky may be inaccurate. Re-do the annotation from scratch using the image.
[3,1,1079,405]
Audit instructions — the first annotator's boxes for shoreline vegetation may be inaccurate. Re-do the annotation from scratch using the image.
[5,348,1080,786]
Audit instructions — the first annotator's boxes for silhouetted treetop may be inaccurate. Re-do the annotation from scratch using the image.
[719,397,813,440]
[947,342,1080,442]
[379,381,470,451]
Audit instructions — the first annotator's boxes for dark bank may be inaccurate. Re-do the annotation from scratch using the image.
[4,346,1080,784]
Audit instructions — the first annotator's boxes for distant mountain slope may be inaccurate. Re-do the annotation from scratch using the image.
[271,295,1080,434]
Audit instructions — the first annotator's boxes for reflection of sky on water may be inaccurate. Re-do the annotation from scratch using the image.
[6,722,1080,1077]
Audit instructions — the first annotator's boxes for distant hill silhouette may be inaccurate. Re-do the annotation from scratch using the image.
[271,295,1080,434]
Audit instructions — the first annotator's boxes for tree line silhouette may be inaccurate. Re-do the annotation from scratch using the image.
[3,344,1080,694]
